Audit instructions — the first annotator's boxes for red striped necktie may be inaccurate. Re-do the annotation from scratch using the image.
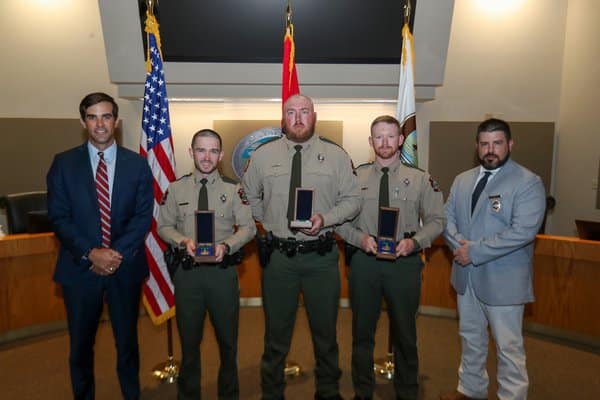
[96,151,111,248]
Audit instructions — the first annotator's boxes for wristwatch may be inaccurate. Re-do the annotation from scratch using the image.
[81,248,92,262]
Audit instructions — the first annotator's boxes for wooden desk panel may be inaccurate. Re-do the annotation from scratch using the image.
[2,233,598,344]
[0,233,64,334]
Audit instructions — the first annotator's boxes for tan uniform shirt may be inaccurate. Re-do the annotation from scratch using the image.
[242,134,360,240]
[157,169,256,253]
[337,157,445,249]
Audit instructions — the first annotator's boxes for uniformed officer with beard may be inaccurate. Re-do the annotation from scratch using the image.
[337,115,445,400]
[242,94,360,400]
[158,129,256,400]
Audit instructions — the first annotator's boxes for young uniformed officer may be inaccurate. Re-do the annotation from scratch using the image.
[157,129,256,400]
[336,115,446,400]
[242,94,360,400]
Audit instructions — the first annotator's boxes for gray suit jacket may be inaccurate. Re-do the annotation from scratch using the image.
[443,159,545,305]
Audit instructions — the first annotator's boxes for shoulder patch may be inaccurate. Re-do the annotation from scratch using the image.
[221,175,237,185]
[428,176,441,192]
[160,189,169,205]
[237,187,249,205]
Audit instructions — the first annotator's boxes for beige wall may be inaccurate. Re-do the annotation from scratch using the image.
[553,0,600,236]
[1,0,597,236]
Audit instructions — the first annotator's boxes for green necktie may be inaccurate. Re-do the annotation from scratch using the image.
[198,178,208,211]
[287,145,302,221]
[379,167,389,208]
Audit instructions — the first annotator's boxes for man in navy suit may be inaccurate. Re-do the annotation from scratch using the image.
[47,92,153,399]
[441,119,546,400]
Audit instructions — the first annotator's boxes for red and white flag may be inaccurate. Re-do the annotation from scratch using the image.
[282,21,300,104]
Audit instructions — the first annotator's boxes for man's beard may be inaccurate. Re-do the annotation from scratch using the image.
[375,145,400,160]
[195,160,217,174]
[479,151,510,169]
[283,120,315,143]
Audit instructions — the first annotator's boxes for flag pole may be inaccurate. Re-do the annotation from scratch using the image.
[140,0,180,383]
[282,0,302,378]
[373,0,413,381]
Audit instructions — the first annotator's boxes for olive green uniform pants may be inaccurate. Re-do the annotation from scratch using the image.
[349,251,424,400]
[174,266,240,400]
[260,248,342,400]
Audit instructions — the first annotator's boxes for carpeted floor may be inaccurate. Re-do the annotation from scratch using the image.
[1,307,598,399]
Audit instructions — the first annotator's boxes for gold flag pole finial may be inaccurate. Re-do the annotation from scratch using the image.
[404,0,411,24]
[146,0,155,17]
[286,0,292,28]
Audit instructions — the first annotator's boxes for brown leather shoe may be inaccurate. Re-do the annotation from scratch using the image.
[439,390,487,400]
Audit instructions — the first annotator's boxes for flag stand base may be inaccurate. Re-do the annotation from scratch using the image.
[284,360,303,378]
[373,353,394,381]
[152,356,180,384]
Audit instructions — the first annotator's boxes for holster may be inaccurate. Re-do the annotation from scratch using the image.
[221,249,244,268]
[163,245,193,278]
[344,242,358,266]
[256,231,274,268]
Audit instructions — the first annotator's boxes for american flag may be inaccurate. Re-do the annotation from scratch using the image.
[140,30,177,324]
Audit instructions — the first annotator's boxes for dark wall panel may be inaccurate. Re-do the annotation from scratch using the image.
[0,119,122,196]
[429,121,554,199]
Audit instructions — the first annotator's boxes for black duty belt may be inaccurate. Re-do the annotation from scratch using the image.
[272,232,335,257]
[191,251,243,269]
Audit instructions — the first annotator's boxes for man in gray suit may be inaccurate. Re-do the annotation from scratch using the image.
[441,119,546,400]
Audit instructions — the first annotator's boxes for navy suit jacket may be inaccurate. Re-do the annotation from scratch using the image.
[443,159,546,306]
[47,143,154,285]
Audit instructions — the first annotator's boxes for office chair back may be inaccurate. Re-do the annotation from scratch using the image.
[2,191,51,234]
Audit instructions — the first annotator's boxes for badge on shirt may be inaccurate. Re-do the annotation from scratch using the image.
[489,195,502,212]
[220,194,227,203]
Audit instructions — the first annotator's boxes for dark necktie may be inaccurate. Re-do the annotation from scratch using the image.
[287,145,303,221]
[471,171,491,214]
[96,152,111,248]
[198,178,208,211]
[379,167,390,208]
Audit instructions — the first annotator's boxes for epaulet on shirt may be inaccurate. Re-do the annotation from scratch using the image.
[221,175,237,185]
[356,161,373,170]
[176,173,192,181]
[318,136,344,150]
[401,161,424,172]
[255,135,283,151]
